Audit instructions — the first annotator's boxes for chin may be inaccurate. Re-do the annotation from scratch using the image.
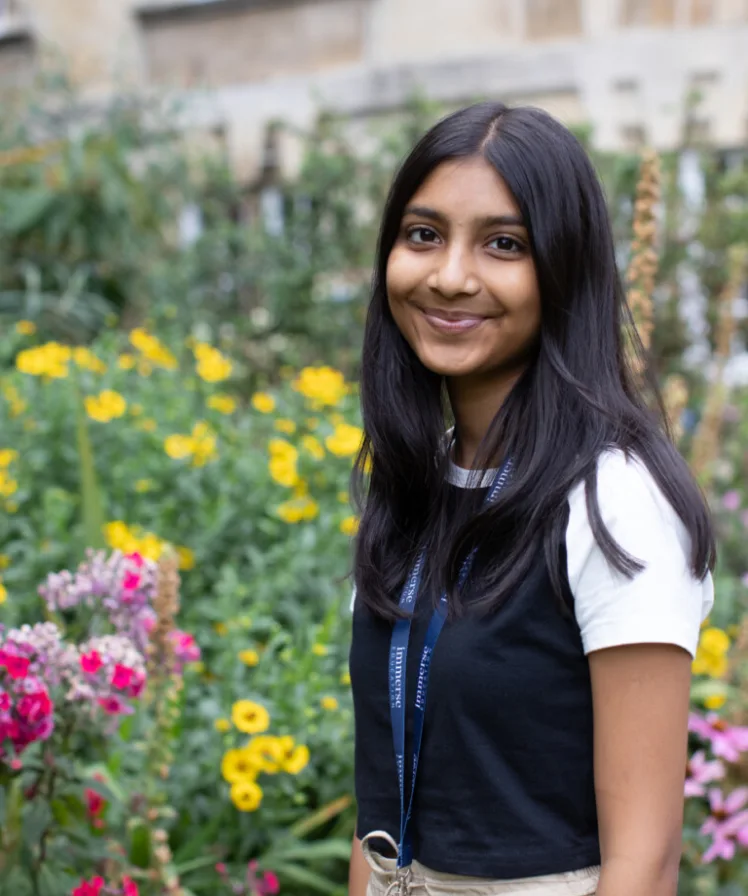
[413,345,486,379]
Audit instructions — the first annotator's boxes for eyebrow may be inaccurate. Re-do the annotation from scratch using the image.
[403,205,525,229]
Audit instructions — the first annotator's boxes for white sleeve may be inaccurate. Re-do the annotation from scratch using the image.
[566,450,713,658]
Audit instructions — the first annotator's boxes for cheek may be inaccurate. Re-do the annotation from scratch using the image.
[385,246,421,301]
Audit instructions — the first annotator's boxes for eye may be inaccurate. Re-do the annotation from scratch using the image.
[406,226,441,246]
[487,235,524,254]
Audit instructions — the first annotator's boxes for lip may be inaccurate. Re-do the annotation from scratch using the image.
[416,305,488,333]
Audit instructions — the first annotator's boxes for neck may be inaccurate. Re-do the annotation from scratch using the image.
[447,369,522,469]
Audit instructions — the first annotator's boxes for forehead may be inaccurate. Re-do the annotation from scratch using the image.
[407,156,521,219]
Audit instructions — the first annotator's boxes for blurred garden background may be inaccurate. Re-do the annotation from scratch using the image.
[2,1,748,895]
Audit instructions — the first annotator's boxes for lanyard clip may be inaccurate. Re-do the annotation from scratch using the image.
[385,865,412,896]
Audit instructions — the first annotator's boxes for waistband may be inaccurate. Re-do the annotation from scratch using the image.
[361,831,600,896]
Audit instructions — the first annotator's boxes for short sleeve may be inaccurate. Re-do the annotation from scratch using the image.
[566,450,713,658]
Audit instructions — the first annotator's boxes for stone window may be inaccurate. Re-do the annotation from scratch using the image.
[619,0,676,25]
[525,0,582,40]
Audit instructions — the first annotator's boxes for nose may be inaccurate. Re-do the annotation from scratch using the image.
[426,244,481,299]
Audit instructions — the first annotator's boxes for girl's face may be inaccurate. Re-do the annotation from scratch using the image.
[386,156,541,384]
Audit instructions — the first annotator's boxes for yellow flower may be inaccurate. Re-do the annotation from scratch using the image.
[137,533,164,561]
[232,700,270,735]
[0,450,18,467]
[692,627,731,678]
[0,474,18,497]
[325,423,364,457]
[104,521,132,550]
[207,393,237,415]
[340,671,351,686]
[130,403,143,416]
[340,515,360,536]
[246,735,286,774]
[337,490,349,504]
[129,328,178,370]
[239,649,260,667]
[190,422,217,466]
[214,622,228,637]
[214,718,232,733]
[312,643,328,657]
[0,554,9,569]
[222,748,261,783]
[321,696,339,711]
[0,582,6,604]
[85,390,127,423]
[230,780,263,812]
[135,479,153,493]
[118,353,136,370]
[177,546,195,570]
[164,434,193,460]
[269,457,299,488]
[16,342,70,378]
[283,744,310,775]
[276,497,319,523]
[251,392,276,413]
[194,343,232,383]
[73,347,107,374]
[274,418,297,435]
[138,418,157,433]
[292,366,347,406]
[704,694,727,711]
[15,320,36,336]
[301,435,325,460]
[268,438,298,462]
[305,418,319,429]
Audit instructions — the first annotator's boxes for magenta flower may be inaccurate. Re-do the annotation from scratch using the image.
[0,650,31,680]
[689,712,748,763]
[80,650,103,675]
[722,490,741,511]
[97,695,131,716]
[685,750,725,798]
[700,787,748,863]
[111,664,135,691]
[122,571,141,591]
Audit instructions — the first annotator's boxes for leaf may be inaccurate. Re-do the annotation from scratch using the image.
[72,380,106,550]
[263,838,353,863]
[129,821,152,868]
[0,188,56,235]
[270,862,342,894]
[287,794,352,838]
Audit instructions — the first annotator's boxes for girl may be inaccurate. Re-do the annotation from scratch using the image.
[347,102,715,896]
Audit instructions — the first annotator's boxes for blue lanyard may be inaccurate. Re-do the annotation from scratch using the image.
[387,458,513,868]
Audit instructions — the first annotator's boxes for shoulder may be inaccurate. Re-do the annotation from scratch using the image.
[566,449,713,658]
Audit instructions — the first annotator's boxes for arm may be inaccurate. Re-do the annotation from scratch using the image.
[349,832,371,896]
[589,642,692,896]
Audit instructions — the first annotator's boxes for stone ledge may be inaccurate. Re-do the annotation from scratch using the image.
[136,0,355,24]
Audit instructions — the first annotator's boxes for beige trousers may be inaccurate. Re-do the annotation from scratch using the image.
[361,832,600,896]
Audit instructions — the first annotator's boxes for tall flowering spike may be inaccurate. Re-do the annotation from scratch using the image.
[691,244,748,486]
[625,149,661,374]
[662,374,689,445]
[148,549,180,677]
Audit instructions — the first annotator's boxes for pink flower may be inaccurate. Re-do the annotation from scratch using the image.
[685,750,725,798]
[689,712,748,763]
[86,787,106,819]
[125,552,144,568]
[260,871,280,894]
[16,690,53,725]
[0,650,30,680]
[122,876,139,896]
[722,490,741,511]
[81,650,103,675]
[111,664,135,691]
[700,787,748,863]
[122,571,141,591]
[0,691,11,712]
[127,672,146,698]
[71,877,105,896]
[97,696,130,716]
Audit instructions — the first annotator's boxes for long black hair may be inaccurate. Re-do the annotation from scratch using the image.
[351,101,715,621]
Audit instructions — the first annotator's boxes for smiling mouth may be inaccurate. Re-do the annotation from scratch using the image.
[415,305,489,333]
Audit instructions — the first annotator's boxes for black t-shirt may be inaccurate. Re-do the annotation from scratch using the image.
[349,483,601,879]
